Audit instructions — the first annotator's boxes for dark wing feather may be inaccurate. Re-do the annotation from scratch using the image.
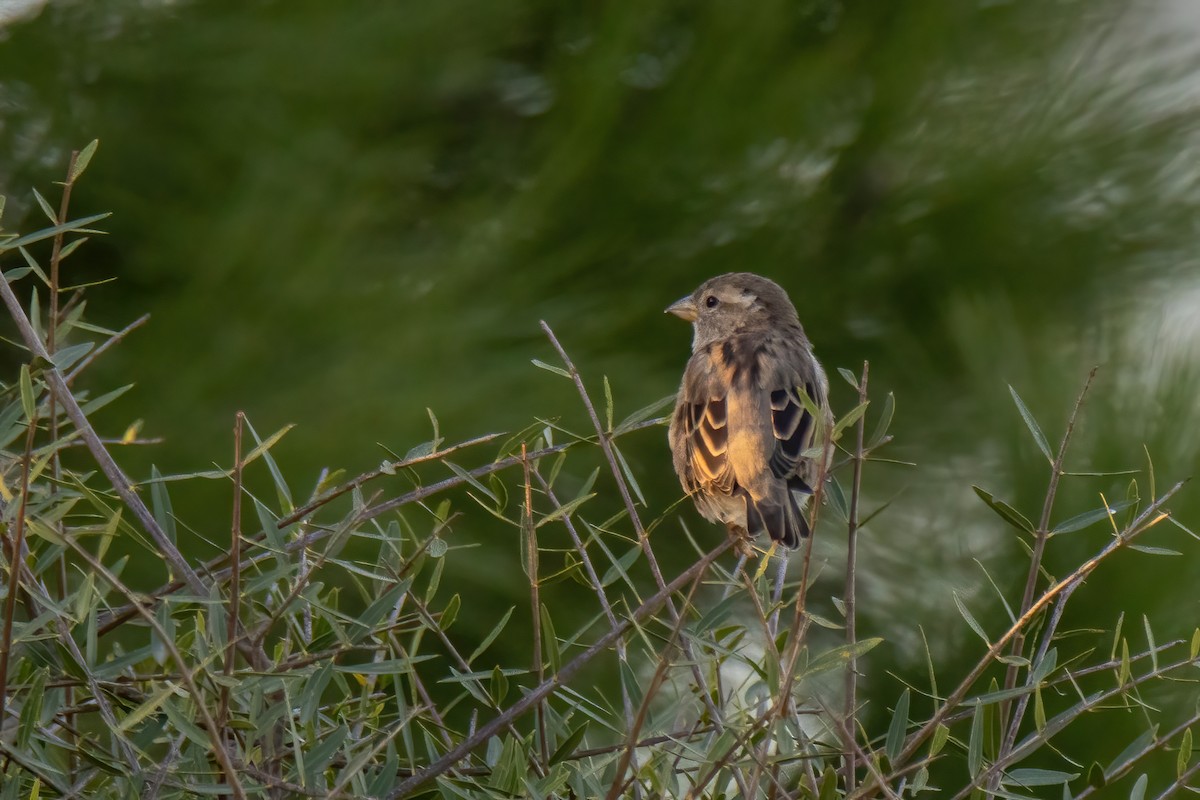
[767,384,817,488]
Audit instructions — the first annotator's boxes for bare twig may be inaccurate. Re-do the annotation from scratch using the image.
[64,313,151,384]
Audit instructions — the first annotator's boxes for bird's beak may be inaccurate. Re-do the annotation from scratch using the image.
[665,296,698,322]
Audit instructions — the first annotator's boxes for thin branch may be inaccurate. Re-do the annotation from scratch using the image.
[64,313,150,384]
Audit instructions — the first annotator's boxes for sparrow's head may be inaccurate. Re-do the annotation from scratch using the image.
[665,272,801,350]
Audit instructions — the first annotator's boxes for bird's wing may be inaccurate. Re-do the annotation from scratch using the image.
[672,355,735,496]
[762,349,826,492]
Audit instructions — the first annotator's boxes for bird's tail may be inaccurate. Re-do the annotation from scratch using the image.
[738,478,812,549]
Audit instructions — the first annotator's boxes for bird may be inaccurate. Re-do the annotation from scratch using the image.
[666,272,829,551]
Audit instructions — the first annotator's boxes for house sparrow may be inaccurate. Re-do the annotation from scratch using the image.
[666,273,829,550]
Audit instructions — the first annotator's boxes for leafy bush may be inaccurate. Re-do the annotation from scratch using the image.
[0,152,1196,799]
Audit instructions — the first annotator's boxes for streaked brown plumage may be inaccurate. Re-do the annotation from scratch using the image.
[666,273,829,549]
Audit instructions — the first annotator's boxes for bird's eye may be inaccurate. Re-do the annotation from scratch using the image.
[705,295,719,308]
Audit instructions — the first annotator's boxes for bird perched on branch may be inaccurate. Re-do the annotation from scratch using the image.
[666,272,829,552]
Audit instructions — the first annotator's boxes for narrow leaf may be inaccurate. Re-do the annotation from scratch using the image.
[69,140,99,183]
[1129,774,1147,800]
[968,702,985,778]
[973,486,1034,533]
[886,689,910,762]
[531,359,571,379]
[1009,385,1053,462]
[549,723,588,765]
[468,606,515,665]
[954,592,991,645]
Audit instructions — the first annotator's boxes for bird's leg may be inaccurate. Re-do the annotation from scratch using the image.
[725,524,755,558]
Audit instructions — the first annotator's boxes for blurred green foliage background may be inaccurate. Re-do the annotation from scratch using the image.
[2,0,1199,783]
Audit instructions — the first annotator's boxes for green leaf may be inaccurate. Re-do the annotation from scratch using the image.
[832,400,870,442]
[886,689,910,762]
[1009,385,1053,463]
[149,466,177,548]
[1004,769,1079,787]
[804,638,883,678]
[603,375,614,432]
[468,606,515,665]
[1143,616,1158,671]
[1191,628,1199,661]
[611,442,646,505]
[953,592,991,646]
[1034,685,1046,733]
[968,702,985,778]
[1179,728,1193,777]
[538,493,595,528]
[2,213,110,252]
[867,391,895,449]
[1031,648,1057,684]
[540,603,560,673]
[837,366,860,389]
[19,364,35,421]
[930,723,950,757]
[601,544,641,588]
[549,723,588,765]
[69,140,99,183]
[1127,544,1181,556]
[242,419,295,511]
[614,393,675,435]
[49,341,93,372]
[1051,500,1135,535]
[1111,728,1158,775]
[332,656,438,675]
[440,593,460,630]
[531,358,571,379]
[31,188,57,224]
[1129,774,1147,800]
[972,486,1034,533]
[818,765,839,800]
